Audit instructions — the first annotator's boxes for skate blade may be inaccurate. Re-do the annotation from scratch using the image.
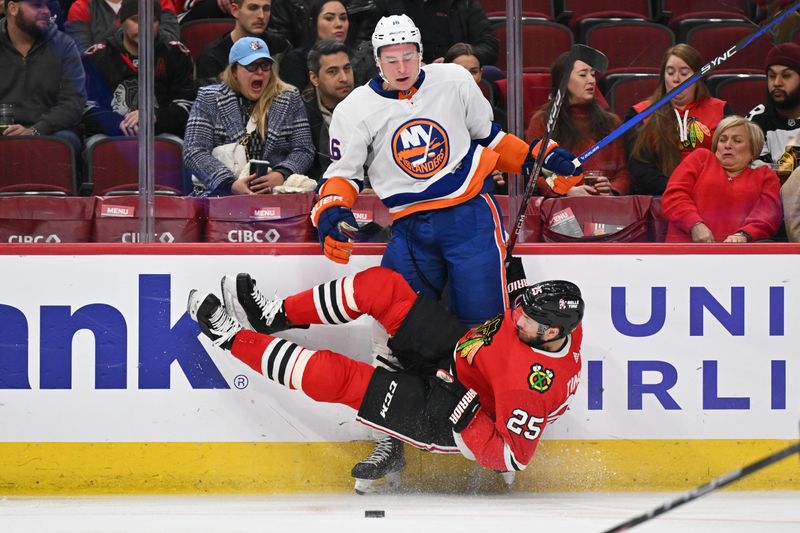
[353,471,402,495]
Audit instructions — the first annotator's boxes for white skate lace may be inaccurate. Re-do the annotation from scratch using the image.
[207,305,241,347]
[360,439,397,466]
[253,287,283,325]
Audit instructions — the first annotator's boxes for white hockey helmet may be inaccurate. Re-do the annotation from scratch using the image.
[371,14,423,61]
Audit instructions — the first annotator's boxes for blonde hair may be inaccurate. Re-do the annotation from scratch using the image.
[221,62,290,141]
[711,115,765,159]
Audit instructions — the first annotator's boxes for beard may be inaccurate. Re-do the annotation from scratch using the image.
[772,84,800,111]
[15,12,47,39]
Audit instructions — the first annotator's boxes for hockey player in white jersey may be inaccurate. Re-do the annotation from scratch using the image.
[308,14,583,492]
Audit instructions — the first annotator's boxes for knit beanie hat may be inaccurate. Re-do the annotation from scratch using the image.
[765,42,800,74]
[118,0,161,24]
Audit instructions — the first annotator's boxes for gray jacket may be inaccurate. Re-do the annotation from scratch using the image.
[184,83,314,196]
[0,20,86,134]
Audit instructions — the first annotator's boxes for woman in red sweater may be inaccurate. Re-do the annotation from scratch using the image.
[662,116,783,243]
[625,44,733,196]
[526,52,630,197]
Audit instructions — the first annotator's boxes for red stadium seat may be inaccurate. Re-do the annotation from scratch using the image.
[495,73,552,127]
[603,73,660,118]
[584,21,674,76]
[0,136,77,195]
[685,22,774,74]
[655,0,751,28]
[482,0,555,19]
[560,0,651,40]
[493,19,572,73]
[0,196,94,242]
[709,74,767,116]
[92,196,205,243]
[180,18,235,60]
[85,136,188,196]
[205,192,316,243]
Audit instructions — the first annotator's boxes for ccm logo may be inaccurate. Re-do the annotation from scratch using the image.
[380,380,398,418]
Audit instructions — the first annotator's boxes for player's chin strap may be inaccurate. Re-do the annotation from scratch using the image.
[375,53,423,93]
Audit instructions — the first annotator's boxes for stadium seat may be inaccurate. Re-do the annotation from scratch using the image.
[493,19,572,73]
[180,18,235,60]
[685,22,774,74]
[495,73,551,128]
[584,21,674,76]
[482,0,555,19]
[85,136,189,196]
[655,0,751,28]
[92,195,205,243]
[708,74,767,116]
[603,73,660,118]
[0,196,94,242]
[0,136,77,195]
[560,0,651,41]
[205,192,316,243]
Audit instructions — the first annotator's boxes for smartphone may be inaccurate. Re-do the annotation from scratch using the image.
[250,159,271,177]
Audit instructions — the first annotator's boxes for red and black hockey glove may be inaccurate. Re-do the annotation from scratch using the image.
[428,369,480,433]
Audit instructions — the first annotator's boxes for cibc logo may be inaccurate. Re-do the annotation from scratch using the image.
[121,232,175,243]
[8,234,62,243]
[227,229,281,243]
[0,274,229,390]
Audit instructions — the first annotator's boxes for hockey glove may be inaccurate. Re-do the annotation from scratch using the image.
[429,369,480,433]
[545,172,585,195]
[523,138,582,178]
[311,194,358,264]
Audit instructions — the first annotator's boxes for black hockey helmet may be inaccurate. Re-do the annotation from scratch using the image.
[516,280,584,334]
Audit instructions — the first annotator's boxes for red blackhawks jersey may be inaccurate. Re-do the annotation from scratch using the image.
[452,312,583,472]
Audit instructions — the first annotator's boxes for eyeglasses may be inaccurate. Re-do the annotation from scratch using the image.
[242,61,272,73]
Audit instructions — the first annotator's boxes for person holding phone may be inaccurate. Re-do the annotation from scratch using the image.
[184,36,314,196]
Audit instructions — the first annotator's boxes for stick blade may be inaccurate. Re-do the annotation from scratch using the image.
[571,44,608,73]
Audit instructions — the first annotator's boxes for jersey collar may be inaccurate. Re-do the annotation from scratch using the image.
[369,69,426,100]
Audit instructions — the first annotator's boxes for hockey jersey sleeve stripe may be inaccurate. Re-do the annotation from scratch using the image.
[474,122,504,149]
[319,176,359,207]
[383,147,499,220]
[492,134,530,174]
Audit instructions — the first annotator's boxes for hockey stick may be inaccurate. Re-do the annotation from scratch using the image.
[505,44,608,257]
[572,0,800,168]
[600,440,800,533]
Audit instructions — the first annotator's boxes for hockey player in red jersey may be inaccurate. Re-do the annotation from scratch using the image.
[187,267,585,489]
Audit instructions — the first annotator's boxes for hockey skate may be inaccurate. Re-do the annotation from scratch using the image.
[187,290,242,350]
[221,273,306,335]
[351,437,405,494]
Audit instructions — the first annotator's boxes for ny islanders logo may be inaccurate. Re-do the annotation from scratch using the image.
[392,119,449,179]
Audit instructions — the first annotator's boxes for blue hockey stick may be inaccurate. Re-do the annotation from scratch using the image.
[571,0,800,168]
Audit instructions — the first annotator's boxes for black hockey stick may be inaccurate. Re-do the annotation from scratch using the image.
[573,0,800,168]
[505,44,608,259]
[600,440,800,533]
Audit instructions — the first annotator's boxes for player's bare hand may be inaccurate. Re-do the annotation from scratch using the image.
[491,170,505,186]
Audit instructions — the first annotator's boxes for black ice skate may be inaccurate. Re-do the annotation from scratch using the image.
[220,273,307,335]
[187,290,242,350]
[351,437,405,494]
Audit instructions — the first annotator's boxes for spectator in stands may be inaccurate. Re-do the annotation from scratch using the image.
[269,0,378,49]
[748,43,800,170]
[444,42,505,129]
[195,0,290,86]
[302,39,353,181]
[662,116,782,243]
[184,36,313,196]
[66,0,179,53]
[783,167,800,241]
[625,44,733,196]
[0,0,85,152]
[82,0,195,139]
[377,0,498,67]
[526,51,630,197]
[279,0,375,90]
[179,0,232,24]
[756,0,799,44]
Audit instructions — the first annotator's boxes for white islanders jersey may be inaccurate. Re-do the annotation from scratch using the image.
[322,63,505,219]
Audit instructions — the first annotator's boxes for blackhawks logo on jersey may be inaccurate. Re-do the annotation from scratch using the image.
[528,363,554,393]
[678,117,711,150]
[456,316,502,365]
